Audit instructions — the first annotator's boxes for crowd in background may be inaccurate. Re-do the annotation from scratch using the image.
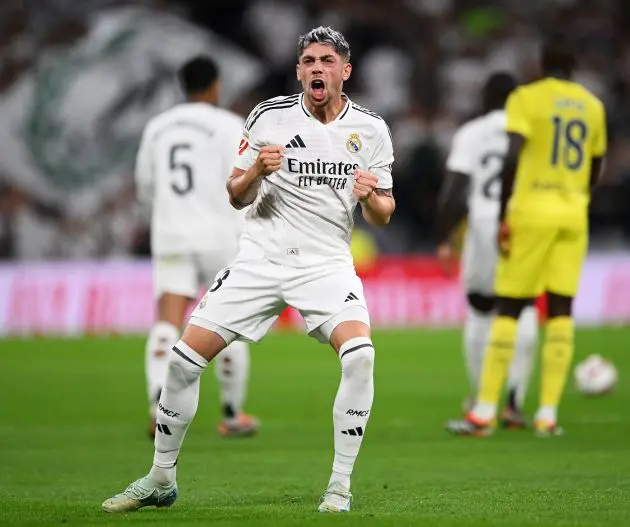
[2,0,630,260]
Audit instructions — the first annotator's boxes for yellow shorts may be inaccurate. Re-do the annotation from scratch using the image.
[494,221,588,298]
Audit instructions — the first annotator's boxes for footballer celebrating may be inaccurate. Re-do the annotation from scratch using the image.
[103,27,395,514]
[447,35,607,437]
[437,72,538,427]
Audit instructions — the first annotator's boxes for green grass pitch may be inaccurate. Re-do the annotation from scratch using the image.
[2,328,629,526]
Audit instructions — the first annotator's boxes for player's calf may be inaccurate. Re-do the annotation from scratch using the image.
[323,335,374,510]
[145,321,179,422]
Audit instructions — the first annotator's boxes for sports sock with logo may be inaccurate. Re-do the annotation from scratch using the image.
[214,341,250,419]
[506,306,538,410]
[537,316,574,424]
[145,321,179,417]
[463,306,492,398]
[329,337,375,491]
[473,316,518,421]
[150,340,208,485]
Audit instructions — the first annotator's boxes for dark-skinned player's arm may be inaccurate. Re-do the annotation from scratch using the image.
[590,104,608,189]
[435,123,476,273]
[435,170,469,275]
[498,133,525,223]
[497,133,525,255]
[590,157,606,189]
[435,170,470,245]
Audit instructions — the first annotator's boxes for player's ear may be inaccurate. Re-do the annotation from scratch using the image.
[342,62,352,82]
[296,63,301,82]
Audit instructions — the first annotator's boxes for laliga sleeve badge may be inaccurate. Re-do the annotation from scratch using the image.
[346,133,362,153]
[238,138,249,155]
[198,293,208,309]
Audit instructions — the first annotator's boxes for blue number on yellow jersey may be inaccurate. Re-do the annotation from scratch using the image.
[505,78,607,226]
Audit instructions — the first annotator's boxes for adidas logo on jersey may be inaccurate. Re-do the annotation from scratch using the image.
[285,134,306,148]
[345,292,359,302]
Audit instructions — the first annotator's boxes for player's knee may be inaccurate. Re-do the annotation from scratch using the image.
[339,337,375,383]
[517,306,539,347]
[547,292,573,318]
[148,321,179,355]
[467,293,495,313]
[215,342,249,377]
[496,296,531,318]
[181,322,230,361]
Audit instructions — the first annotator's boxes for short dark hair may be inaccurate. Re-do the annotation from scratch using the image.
[541,34,576,77]
[177,56,219,95]
[297,26,351,61]
[482,71,517,112]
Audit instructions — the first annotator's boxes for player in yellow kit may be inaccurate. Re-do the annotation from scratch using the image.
[447,35,607,437]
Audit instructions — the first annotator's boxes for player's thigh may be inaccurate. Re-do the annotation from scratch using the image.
[190,258,286,343]
[154,254,198,300]
[284,266,370,344]
[494,223,555,298]
[462,219,498,296]
[545,228,588,297]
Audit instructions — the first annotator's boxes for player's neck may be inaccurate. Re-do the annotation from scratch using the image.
[304,93,347,125]
[543,71,571,81]
[188,95,217,106]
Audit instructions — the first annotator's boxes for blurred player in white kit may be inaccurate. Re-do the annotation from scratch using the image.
[135,56,259,439]
[103,26,395,514]
[436,72,538,427]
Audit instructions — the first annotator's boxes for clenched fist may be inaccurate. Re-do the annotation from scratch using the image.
[254,145,284,177]
[353,169,378,201]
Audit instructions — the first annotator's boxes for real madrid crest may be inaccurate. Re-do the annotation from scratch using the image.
[346,133,362,153]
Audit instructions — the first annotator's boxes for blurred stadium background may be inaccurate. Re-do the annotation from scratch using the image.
[2,2,630,525]
[2,0,630,334]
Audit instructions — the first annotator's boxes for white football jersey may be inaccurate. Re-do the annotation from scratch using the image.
[135,102,246,256]
[235,93,394,268]
[445,110,507,222]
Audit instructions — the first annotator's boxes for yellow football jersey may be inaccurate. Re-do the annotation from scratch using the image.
[505,78,607,226]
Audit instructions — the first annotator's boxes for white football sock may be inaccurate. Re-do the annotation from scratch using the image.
[214,341,250,419]
[329,337,375,491]
[151,340,208,485]
[145,321,180,417]
[535,405,557,424]
[463,306,492,398]
[507,306,538,409]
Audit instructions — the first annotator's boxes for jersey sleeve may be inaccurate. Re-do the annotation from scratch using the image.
[445,125,476,175]
[224,115,246,172]
[592,103,607,157]
[134,125,154,206]
[505,89,532,139]
[234,103,271,171]
[369,122,394,189]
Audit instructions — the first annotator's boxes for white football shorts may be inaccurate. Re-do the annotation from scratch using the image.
[153,252,234,300]
[189,258,370,344]
[461,217,499,296]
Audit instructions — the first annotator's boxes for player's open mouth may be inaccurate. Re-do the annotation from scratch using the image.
[311,79,325,101]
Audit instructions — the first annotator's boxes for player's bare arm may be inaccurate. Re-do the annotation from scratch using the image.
[435,170,469,272]
[227,145,284,209]
[497,133,525,254]
[353,169,395,226]
[590,157,606,188]
[436,170,470,244]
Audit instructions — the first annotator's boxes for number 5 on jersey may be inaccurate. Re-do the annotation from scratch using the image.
[170,143,194,195]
